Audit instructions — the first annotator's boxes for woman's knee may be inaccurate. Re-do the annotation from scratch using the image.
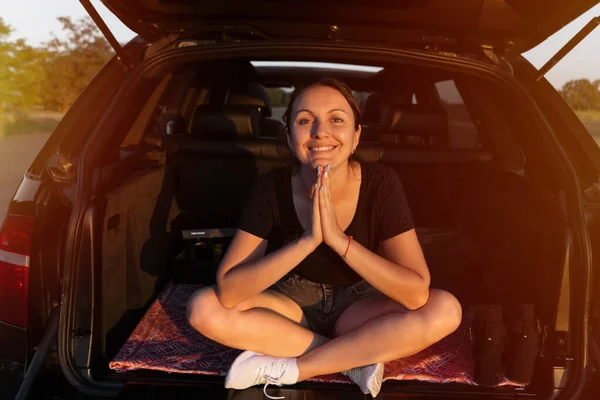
[186,285,227,337]
[426,289,463,336]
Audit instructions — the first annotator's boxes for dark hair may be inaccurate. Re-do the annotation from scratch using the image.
[282,77,361,135]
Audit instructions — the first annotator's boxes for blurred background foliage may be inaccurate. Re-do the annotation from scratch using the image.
[0,16,112,135]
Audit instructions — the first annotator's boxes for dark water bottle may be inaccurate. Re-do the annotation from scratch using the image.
[472,305,506,386]
[505,304,539,384]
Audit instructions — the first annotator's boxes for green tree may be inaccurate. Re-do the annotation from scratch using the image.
[267,87,292,108]
[0,18,45,111]
[560,79,600,110]
[0,18,47,135]
[0,18,12,134]
[10,40,47,108]
[39,16,113,112]
[0,19,13,105]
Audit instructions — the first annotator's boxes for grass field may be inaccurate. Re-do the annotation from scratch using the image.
[0,110,63,136]
[578,111,600,142]
[577,110,600,121]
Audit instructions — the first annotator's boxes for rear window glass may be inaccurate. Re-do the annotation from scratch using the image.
[377,79,486,150]
[267,87,293,123]
[434,80,481,149]
[131,63,515,161]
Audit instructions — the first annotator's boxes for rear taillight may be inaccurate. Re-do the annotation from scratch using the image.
[0,215,33,327]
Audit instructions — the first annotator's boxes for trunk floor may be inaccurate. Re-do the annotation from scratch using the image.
[109,283,521,387]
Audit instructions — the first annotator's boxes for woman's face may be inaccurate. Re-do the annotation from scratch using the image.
[288,85,361,170]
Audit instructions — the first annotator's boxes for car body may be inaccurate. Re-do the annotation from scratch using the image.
[2,1,600,399]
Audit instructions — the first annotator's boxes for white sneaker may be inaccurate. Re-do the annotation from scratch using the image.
[225,351,299,399]
[342,363,384,397]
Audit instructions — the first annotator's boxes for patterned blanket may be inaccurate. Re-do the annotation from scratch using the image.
[110,283,521,387]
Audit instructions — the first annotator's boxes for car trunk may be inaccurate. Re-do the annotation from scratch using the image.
[87,152,565,398]
[61,47,578,399]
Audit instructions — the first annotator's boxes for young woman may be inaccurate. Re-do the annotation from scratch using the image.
[187,78,462,398]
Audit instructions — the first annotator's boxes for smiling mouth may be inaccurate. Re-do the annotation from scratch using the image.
[308,145,338,152]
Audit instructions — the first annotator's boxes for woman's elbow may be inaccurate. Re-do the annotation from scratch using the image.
[414,271,431,307]
[215,278,238,309]
[406,286,430,311]
[217,293,238,309]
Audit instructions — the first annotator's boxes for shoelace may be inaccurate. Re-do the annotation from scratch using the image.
[262,375,285,400]
[255,360,288,400]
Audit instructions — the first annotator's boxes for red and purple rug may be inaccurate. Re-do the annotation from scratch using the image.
[110,283,522,387]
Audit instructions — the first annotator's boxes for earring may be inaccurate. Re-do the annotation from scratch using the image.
[352,148,356,154]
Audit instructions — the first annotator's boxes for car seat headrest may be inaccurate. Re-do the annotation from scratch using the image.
[191,105,260,139]
[380,104,448,147]
[362,92,383,125]
[226,82,272,118]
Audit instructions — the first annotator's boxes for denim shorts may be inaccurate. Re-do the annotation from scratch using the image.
[271,273,378,338]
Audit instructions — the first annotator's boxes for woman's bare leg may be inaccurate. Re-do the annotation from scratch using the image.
[296,289,462,381]
[187,285,329,357]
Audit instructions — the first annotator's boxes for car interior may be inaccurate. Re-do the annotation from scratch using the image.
[69,57,572,397]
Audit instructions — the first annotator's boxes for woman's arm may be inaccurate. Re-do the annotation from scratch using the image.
[218,168,322,309]
[215,230,317,309]
[329,229,430,310]
[318,166,429,310]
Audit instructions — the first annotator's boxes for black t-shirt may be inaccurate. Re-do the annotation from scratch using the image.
[236,162,415,285]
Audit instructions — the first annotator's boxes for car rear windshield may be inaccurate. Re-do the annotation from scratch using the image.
[120,60,523,167]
